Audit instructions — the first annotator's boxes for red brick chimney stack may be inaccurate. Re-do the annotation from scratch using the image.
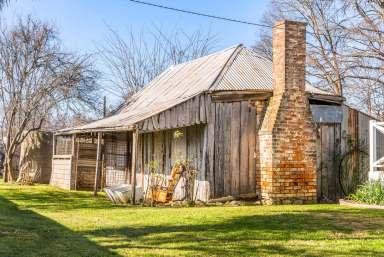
[258,20,318,204]
[272,21,306,94]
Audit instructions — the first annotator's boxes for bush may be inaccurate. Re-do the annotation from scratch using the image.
[349,181,384,205]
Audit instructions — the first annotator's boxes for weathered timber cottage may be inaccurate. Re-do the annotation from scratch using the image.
[52,20,374,204]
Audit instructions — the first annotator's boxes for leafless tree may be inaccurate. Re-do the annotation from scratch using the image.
[345,0,384,117]
[253,0,350,96]
[252,31,272,61]
[0,17,99,181]
[0,0,9,10]
[98,26,217,101]
[253,0,384,117]
[252,8,284,61]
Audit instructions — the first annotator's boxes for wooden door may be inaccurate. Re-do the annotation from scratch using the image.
[316,123,341,202]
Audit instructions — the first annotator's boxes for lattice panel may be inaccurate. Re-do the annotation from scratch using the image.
[55,135,72,155]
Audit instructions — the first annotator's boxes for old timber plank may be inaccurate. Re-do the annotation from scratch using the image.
[153,132,165,172]
[316,125,322,201]
[214,103,224,197]
[171,106,177,129]
[328,125,336,201]
[240,101,249,194]
[207,95,216,197]
[321,125,330,200]
[201,125,208,181]
[200,94,207,123]
[230,102,241,195]
[334,124,341,200]
[195,95,200,124]
[152,116,159,131]
[159,112,166,130]
[147,118,154,132]
[176,104,183,128]
[248,103,257,192]
[223,104,232,196]
[165,109,171,129]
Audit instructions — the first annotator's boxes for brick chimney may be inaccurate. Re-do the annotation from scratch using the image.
[258,20,317,204]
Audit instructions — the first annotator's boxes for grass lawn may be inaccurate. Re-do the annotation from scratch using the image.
[0,183,384,257]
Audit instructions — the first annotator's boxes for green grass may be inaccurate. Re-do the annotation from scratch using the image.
[0,183,384,257]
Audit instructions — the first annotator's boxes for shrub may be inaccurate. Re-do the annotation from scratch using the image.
[349,181,384,205]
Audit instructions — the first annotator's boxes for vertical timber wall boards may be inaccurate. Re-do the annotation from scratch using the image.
[137,125,209,201]
[316,123,341,201]
[138,94,208,132]
[213,100,264,197]
[314,105,377,202]
[137,125,206,180]
[136,97,267,199]
[137,93,213,199]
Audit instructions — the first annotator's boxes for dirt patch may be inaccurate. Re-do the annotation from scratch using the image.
[339,199,384,210]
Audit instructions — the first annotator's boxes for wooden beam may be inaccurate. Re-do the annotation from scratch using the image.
[140,135,144,188]
[52,134,56,188]
[55,125,135,136]
[308,93,344,104]
[71,134,76,156]
[52,134,56,155]
[101,152,106,189]
[125,131,130,184]
[70,134,77,190]
[93,132,102,196]
[211,91,272,102]
[131,128,138,204]
[74,139,80,190]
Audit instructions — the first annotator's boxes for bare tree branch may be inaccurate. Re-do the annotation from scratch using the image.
[0,16,100,181]
[253,0,384,118]
[97,25,217,102]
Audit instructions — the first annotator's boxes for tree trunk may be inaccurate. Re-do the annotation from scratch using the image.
[3,154,15,182]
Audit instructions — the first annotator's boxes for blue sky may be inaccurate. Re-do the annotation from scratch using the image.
[2,0,270,51]
[2,0,270,103]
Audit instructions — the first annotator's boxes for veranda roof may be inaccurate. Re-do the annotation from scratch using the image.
[58,44,333,134]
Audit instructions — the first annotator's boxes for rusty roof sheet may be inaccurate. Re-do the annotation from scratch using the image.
[59,44,334,133]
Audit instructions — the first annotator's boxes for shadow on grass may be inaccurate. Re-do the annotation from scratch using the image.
[1,183,384,256]
[0,185,119,211]
[0,196,121,257]
[83,207,384,257]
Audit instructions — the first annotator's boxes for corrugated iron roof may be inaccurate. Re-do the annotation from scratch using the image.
[213,48,273,91]
[59,44,334,133]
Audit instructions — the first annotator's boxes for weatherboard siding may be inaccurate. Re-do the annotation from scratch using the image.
[137,93,265,198]
[138,94,210,132]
